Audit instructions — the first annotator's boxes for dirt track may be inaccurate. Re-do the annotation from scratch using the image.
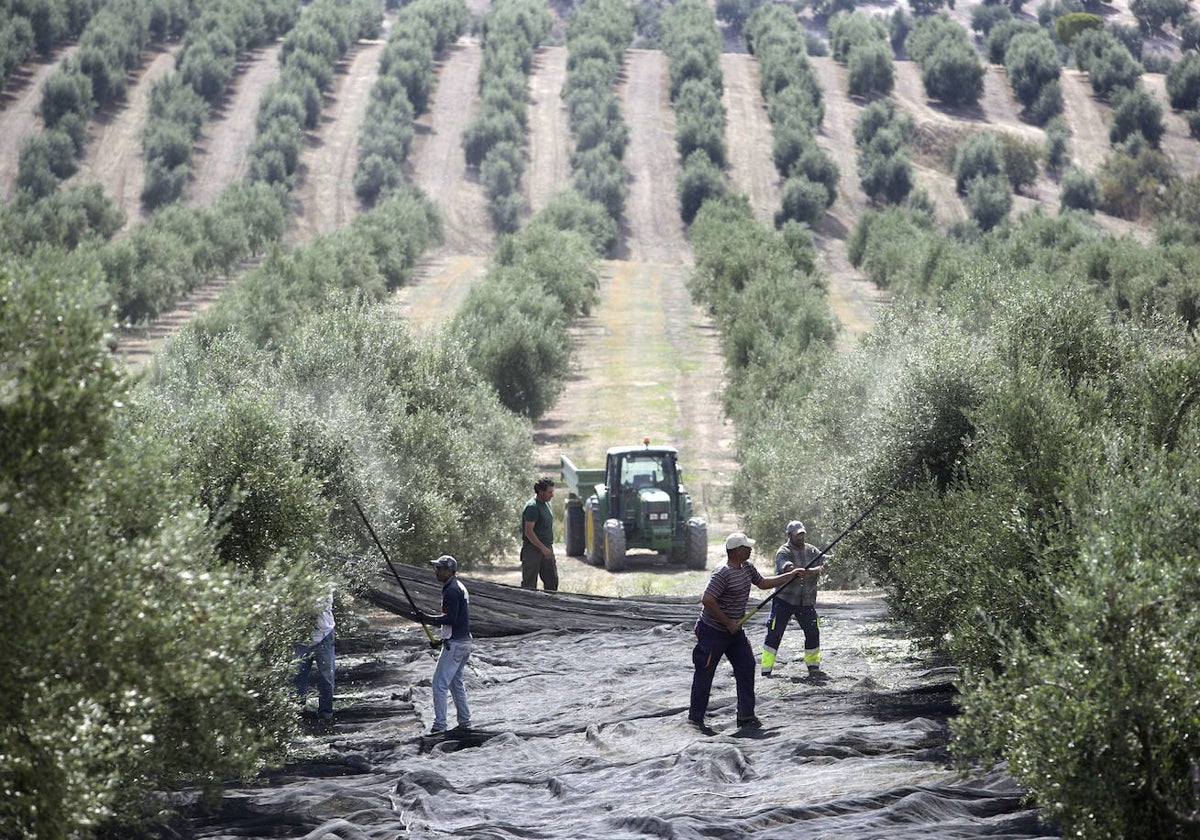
[1059,68,1113,173]
[188,43,283,207]
[528,46,739,572]
[408,36,490,255]
[287,33,389,246]
[67,45,182,230]
[0,46,76,202]
[722,52,779,223]
[526,45,572,216]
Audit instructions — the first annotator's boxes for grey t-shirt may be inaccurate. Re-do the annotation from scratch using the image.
[774,542,826,607]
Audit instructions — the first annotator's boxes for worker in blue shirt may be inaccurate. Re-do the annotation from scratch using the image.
[425,555,472,734]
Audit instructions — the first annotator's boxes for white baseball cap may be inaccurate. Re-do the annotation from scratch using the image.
[724,532,755,550]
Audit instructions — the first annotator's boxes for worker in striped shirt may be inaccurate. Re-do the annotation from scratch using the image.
[687,532,803,731]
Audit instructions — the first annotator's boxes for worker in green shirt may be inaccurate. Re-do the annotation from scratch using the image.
[521,476,558,590]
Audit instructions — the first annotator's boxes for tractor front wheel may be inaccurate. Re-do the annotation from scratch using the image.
[685,517,708,570]
[603,518,626,572]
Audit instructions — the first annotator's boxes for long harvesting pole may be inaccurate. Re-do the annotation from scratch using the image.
[352,499,439,648]
[735,493,890,630]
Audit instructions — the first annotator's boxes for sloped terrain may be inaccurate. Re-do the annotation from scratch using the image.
[7,4,1200,835]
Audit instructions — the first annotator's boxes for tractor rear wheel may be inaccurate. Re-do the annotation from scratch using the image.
[564,499,585,557]
[685,517,708,570]
[603,518,626,572]
[585,499,604,566]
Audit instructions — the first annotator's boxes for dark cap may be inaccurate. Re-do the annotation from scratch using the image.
[785,520,806,536]
[430,555,458,572]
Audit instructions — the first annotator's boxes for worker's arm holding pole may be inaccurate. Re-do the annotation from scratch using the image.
[735,493,889,630]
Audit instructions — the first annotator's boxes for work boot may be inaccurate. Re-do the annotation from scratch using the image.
[687,717,716,736]
[761,669,773,678]
[736,715,762,729]
[808,666,828,681]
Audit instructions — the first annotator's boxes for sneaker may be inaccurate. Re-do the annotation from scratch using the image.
[686,718,716,736]
[455,721,472,731]
[429,725,447,734]
[736,715,762,729]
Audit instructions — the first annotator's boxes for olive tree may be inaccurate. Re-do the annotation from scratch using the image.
[955,132,1006,194]
[678,149,729,225]
[1005,30,1061,114]
[1165,52,1200,111]
[1109,85,1165,147]
[1059,166,1100,212]
[0,263,318,838]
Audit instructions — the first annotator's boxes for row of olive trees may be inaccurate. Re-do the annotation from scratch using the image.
[460,0,552,233]
[189,187,442,346]
[0,181,123,255]
[741,164,1200,835]
[248,0,383,191]
[0,0,103,89]
[141,0,299,209]
[661,0,729,225]
[1072,26,1166,149]
[1165,48,1200,138]
[828,11,894,98]
[849,184,1200,321]
[686,195,838,437]
[847,237,1199,838]
[1003,27,1064,125]
[16,0,192,200]
[354,0,469,204]
[1,258,321,839]
[854,98,916,205]
[951,130,1041,230]
[906,14,986,108]
[1063,23,1178,222]
[0,181,536,833]
[449,193,611,418]
[744,4,837,227]
[562,0,635,237]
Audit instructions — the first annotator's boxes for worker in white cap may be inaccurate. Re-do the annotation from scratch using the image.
[687,532,804,732]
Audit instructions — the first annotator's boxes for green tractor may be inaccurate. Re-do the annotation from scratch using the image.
[560,440,708,571]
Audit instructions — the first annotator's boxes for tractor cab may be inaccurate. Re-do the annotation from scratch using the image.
[606,446,680,529]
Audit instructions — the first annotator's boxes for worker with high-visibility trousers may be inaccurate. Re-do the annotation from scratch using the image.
[760,520,829,680]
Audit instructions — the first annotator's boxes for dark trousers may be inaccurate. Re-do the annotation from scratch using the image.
[689,620,756,722]
[520,542,558,591]
[764,600,819,654]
